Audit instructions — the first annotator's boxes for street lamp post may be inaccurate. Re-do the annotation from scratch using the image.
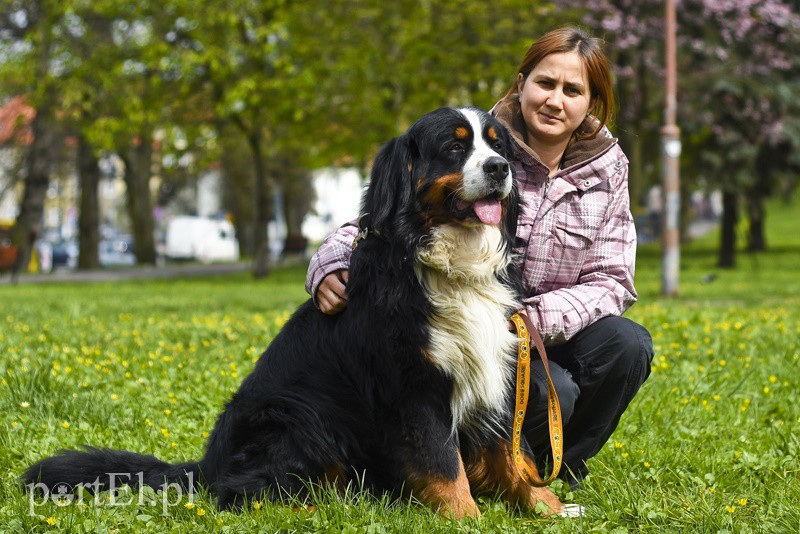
[661,0,681,296]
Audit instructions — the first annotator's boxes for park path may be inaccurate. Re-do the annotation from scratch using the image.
[0,262,250,285]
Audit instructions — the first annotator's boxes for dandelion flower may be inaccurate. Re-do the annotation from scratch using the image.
[61,422,70,429]
[738,498,748,506]
[726,505,736,513]
[253,501,262,510]
[20,402,29,409]
[184,502,195,509]
[45,517,57,526]
[197,508,206,516]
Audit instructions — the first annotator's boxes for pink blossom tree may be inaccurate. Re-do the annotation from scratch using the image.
[557,0,800,266]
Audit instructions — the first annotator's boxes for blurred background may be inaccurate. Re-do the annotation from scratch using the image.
[0,0,798,279]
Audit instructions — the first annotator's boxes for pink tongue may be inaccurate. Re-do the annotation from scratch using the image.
[473,199,502,225]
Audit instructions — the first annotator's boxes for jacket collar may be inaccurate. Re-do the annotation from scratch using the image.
[491,94,616,173]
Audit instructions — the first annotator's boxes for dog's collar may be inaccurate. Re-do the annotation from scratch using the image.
[352,213,384,250]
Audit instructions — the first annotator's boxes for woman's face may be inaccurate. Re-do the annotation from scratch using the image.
[517,51,594,147]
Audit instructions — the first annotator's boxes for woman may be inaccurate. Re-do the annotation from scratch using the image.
[305,27,654,492]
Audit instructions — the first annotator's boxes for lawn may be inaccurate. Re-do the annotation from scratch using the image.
[1,199,799,533]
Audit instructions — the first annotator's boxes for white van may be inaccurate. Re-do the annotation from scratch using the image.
[165,216,240,263]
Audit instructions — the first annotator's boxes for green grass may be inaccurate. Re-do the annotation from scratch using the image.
[1,199,799,533]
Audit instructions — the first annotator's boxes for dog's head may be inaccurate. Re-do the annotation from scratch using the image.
[361,107,518,251]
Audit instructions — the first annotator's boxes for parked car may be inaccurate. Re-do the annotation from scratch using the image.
[164,216,239,263]
[49,240,79,270]
[99,237,136,267]
[0,224,18,272]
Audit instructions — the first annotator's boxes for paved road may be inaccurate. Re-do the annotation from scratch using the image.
[0,262,251,285]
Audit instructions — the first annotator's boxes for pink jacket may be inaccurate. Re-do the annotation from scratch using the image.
[306,96,638,344]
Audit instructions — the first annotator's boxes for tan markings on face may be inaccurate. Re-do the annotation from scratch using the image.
[406,450,479,519]
[487,127,497,141]
[455,126,469,140]
[464,441,563,514]
[422,172,463,209]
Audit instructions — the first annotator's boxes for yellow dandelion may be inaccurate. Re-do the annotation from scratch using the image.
[713,395,720,401]
[45,517,57,526]
[161,428,170,438]
[253,501,262,510]
[769,376,777,383]
[110,393,119,400]
[738,498,748,506]
[763,387,770,394]
[197,508,206,516]
[643,462,651,468]
[61,422,70,429]
[709,487,716,493]
[719,360,726,367]
[164,409,171,416]
[726,505,736,513]
[622,452,629,458]
[614,441,624,449]
[184,502,195,509]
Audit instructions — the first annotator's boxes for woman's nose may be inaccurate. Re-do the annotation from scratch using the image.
[546,91,563,108]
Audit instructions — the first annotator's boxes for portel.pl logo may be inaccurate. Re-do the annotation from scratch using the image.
[26,472,195,516]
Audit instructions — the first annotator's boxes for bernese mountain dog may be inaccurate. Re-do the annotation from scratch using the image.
[23,107,563,518]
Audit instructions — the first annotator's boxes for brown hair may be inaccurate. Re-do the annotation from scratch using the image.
[505,27,615,139]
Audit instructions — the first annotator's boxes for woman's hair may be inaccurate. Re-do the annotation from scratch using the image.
[506,26,615,138]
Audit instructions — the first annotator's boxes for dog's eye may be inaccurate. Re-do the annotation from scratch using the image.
[492,141,503,150]
[449,143,465,153]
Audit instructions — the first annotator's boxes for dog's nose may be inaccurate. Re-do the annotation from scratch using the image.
[483,157,509,183]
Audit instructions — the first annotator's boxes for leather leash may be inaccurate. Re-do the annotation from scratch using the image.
[509,312,563,487]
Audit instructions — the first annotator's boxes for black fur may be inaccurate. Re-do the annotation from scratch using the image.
[22,107,528,511]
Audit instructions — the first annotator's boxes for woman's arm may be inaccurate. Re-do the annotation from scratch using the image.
[522,165,638,344]
[305,220,358,312]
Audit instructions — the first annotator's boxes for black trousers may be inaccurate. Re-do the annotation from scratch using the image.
[522,316,654,487]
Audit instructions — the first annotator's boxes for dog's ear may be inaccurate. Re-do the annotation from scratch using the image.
[360,134,416,242]
[496,123,521,250]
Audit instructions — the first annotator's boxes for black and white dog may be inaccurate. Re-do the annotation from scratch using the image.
[24,107,563,518]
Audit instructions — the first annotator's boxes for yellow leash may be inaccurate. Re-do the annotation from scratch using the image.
[509,312,563,487]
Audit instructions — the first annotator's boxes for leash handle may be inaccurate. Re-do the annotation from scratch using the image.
[509,312,563,487]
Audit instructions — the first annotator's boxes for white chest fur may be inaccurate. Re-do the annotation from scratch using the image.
[415,224,520,431]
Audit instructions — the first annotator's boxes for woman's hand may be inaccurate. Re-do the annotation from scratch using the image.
[317,269,349,315]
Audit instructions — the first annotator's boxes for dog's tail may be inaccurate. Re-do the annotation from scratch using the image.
[21,446,200,495]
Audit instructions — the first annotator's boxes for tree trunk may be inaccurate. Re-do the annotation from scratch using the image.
[219,122,255,258]
[718,190,738,268]
[121,131,157,265]
[77,135,101,270]
[746,189,766,252]
[282,188,309,257]
[12,105,56,276]
[247,130,271,278]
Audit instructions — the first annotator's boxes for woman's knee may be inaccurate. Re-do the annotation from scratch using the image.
[594,316,654,381]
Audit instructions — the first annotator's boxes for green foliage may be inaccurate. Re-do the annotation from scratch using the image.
[1,199,799,531]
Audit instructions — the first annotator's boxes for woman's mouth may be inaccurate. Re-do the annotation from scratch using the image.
[539,112,561,123]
